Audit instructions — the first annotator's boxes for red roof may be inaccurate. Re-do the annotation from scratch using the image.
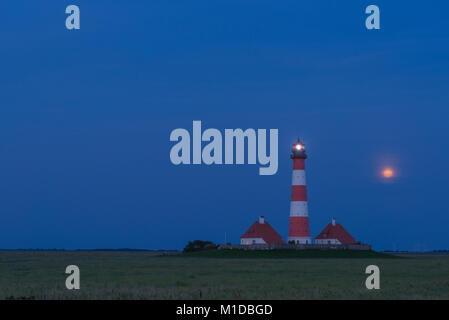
[241,220,285,244]
[315,223,357,244]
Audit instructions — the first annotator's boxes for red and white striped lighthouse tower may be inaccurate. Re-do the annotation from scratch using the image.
[288,138,311,244]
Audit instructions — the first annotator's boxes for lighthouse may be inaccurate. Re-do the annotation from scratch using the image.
[288,138,311,244]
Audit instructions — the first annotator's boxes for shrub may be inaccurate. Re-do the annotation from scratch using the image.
[183,240,217,253]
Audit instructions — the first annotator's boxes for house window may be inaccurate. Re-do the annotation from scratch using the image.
[328,240,331,244]
[252,240,256,244]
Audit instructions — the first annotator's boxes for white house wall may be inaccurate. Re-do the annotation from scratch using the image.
[240,238,266,245]
[315,238,341,245]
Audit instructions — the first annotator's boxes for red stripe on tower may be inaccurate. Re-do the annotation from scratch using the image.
[288,138,312,244]
[291,185,307,201]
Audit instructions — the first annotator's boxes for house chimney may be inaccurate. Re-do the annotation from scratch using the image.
[332,218,336,226]
[259,216,265,224]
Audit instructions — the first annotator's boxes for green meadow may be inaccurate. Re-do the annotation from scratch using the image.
[0,250,448,299]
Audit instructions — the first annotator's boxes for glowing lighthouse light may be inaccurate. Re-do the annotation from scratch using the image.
[295,144,303,151]
[382,167,395,179]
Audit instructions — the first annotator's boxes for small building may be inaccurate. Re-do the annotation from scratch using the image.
[240,216,285,245]
[315,218,357,245]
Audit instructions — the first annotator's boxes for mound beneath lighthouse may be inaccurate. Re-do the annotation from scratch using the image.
[178,249,398,259]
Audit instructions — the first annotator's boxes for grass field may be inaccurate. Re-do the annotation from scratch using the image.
[0,250,448,299]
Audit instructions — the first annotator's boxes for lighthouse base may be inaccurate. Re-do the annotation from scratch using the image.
[288,237,312,244]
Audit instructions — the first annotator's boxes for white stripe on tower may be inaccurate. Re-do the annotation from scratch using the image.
[290,201,308,217]
[292,170,306,186]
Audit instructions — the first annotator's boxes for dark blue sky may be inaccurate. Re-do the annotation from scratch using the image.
[1,1,448,250]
